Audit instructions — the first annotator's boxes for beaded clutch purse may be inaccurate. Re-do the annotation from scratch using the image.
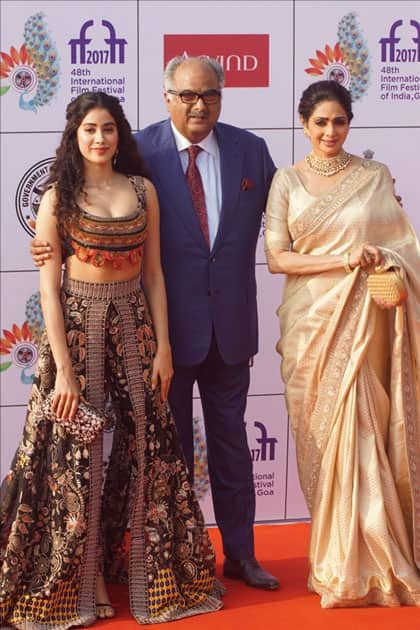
[42,392,105,444]
[367,266,407,309]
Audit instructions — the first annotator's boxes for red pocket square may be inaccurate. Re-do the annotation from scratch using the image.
[241,178,256,191]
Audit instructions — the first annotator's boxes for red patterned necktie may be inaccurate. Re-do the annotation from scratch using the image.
[185,145,210,246]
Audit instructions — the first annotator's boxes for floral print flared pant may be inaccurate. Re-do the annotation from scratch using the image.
[0,276,222,629]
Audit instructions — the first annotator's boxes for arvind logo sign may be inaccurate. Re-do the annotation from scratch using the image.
[164,34,269,87]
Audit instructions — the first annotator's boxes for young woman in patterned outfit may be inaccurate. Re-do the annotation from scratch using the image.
[0,92,223,629]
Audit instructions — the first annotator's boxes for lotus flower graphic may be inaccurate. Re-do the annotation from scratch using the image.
[0,322,37,384]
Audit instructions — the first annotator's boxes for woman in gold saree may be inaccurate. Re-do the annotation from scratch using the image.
[265,80,420,608]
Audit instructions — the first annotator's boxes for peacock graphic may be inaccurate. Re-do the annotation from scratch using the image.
[305,12,370,101]
[0,12,60,112]
[25,290,45,346]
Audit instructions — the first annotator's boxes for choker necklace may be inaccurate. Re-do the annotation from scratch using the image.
[305,150,352,176]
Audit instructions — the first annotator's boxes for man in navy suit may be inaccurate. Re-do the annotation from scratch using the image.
[135,56,278,590]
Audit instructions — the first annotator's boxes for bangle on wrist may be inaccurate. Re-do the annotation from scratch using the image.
[344,252,352,273]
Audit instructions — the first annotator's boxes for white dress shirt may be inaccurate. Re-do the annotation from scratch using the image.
[170,121,222,249]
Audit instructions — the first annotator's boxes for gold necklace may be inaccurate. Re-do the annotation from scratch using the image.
[305,150,352,176]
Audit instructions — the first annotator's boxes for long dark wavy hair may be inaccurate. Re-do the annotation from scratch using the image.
[44,91,149,234]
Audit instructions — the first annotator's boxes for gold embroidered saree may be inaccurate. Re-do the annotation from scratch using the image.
[265,159,420,607]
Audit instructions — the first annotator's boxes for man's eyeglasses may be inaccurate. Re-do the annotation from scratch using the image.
[167,89,222,105]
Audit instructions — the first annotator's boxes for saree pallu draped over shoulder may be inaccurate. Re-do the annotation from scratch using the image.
[265,159,420,607]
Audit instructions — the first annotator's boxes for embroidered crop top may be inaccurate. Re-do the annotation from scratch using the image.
[63,176,147,268]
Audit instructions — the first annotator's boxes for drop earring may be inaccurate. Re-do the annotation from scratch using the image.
[113,148,119,166]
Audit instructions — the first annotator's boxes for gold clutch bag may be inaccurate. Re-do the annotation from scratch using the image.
[42,391,105,444]
[367,266,407,308]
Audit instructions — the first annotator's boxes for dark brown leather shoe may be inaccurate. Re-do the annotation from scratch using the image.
[223,556,279,590]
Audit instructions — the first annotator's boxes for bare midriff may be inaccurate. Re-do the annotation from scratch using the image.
[65,255,142,283]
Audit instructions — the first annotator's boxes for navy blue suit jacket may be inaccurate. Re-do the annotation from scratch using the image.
[135,120,275,366]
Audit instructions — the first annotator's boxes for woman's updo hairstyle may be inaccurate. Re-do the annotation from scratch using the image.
[298,80,354,123]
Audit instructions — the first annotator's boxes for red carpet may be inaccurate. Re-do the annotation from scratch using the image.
[97,523,419,629]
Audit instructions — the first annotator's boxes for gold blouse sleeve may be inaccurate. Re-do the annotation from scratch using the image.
[264,168,291,251]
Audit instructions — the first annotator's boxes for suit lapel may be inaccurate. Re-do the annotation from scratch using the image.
[212,124,243,252]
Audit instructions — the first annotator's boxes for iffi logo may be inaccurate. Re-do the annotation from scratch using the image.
[68,20,127,65]
[379,20,420,63]
[251,421,277,462]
